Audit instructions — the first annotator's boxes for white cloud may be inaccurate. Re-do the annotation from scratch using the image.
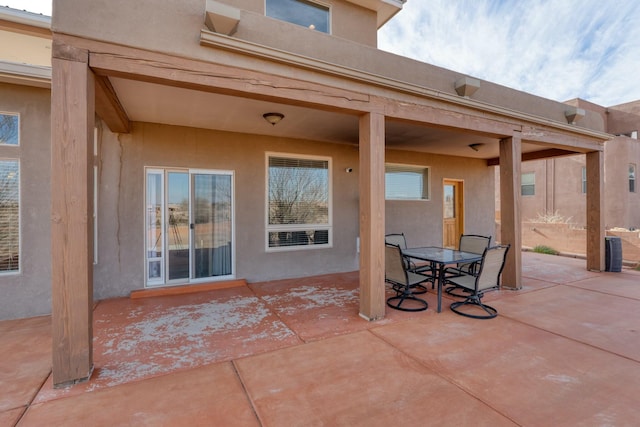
[379,0,640,106]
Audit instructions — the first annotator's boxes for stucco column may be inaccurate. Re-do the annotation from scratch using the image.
[499,133,522,289]
[51,41,95,387]
[358,112,386,320]
[586,150,605,271]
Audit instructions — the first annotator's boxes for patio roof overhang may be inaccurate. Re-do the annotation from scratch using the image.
[77,30,608,167]
[48,25,608,387]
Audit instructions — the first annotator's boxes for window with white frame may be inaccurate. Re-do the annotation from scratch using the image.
[630,164,636,193]
[267,154,331,249]
[0,160,19,273]
[266,0,330,33]
[521,172,535,196]
[385,164,430,200]
[582,167,587,194]
[0,113,19,146]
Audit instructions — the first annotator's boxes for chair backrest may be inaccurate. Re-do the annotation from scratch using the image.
[459,234,491,254]
[476,245,510,291]
[385,233,407,249]
[385,243,408,285]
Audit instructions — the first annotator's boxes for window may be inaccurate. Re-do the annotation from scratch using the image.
[521,172,535,196]
[385,164,429,200]
[267,154,331,249]
[266,0,330,33]
[0,160,19,273]
[582,167,587,194]
[0,113,19,146]
[630,164,637,193]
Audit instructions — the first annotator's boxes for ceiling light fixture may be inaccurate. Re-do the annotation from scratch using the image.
[263,112,285,126]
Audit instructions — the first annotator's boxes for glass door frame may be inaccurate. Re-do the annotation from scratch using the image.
[144,167,236,287]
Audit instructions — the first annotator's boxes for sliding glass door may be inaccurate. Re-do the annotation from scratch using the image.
[145,168,234,286]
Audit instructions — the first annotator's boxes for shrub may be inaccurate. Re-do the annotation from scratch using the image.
[532,245,559,255]
[530,211,572,224]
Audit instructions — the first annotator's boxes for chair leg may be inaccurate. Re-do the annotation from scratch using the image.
[392,282,428,295]
[444,285,472,298]
[450,295,497,319]
[387,285,428,312]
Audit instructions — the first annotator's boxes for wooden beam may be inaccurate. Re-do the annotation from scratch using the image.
[359,112,386,320]
[586,151,605,271]
[51,42,95,387]
[383,98,516,138]
[522,125,606,150]
[499,134,522,289]
[487,148,578,166]
[94,74,131,133]
[89,51,371,114]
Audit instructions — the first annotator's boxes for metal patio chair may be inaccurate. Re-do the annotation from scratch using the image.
[445,234,491,297]
[385,243,432,312]
[385,233,433,277]
[445,244,510,319]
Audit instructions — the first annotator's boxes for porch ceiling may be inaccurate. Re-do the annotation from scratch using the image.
[109,77,573,161]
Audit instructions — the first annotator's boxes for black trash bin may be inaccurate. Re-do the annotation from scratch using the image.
[605,236,622,272]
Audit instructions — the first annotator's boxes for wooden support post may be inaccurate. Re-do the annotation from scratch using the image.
[586,150,605,271]
[359,112,386,320]
[51,41,95,387]
[499,134,522,289]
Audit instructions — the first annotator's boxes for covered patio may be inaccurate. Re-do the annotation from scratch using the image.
[3,252,640,426]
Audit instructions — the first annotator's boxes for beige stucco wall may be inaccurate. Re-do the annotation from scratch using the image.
[91,120,496,300]
[604,136,640,229]
[385,152,496,247]
[0,83,51,320]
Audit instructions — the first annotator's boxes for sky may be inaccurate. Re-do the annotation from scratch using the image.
[4,0,639,107]
[379,0,640,107]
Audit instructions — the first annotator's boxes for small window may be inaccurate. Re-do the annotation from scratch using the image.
[267,154,331,250]
[582,167,587,194]
[385,164,430,200]
[0,113,19,146]
[521,172,535,196]
[0,160,20,273]
[630,164,636,193]
[266,0,330,33]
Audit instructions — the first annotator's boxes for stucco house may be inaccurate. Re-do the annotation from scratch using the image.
[1,0,610,387]
[515,99,640,230]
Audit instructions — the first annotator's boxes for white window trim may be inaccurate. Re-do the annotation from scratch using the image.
[385,163,431,201]
[143,167,237,286]
[0,158,20,275]
[521,172,535,196]
[265,152,333,252]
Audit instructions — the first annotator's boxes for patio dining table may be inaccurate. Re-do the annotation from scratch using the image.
[402,246,483,313]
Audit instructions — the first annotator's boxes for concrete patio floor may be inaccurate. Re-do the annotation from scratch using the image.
[2,252,640,426]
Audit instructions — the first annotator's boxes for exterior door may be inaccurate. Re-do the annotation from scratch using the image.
[443,179,464,248]
[145,168,234,286]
